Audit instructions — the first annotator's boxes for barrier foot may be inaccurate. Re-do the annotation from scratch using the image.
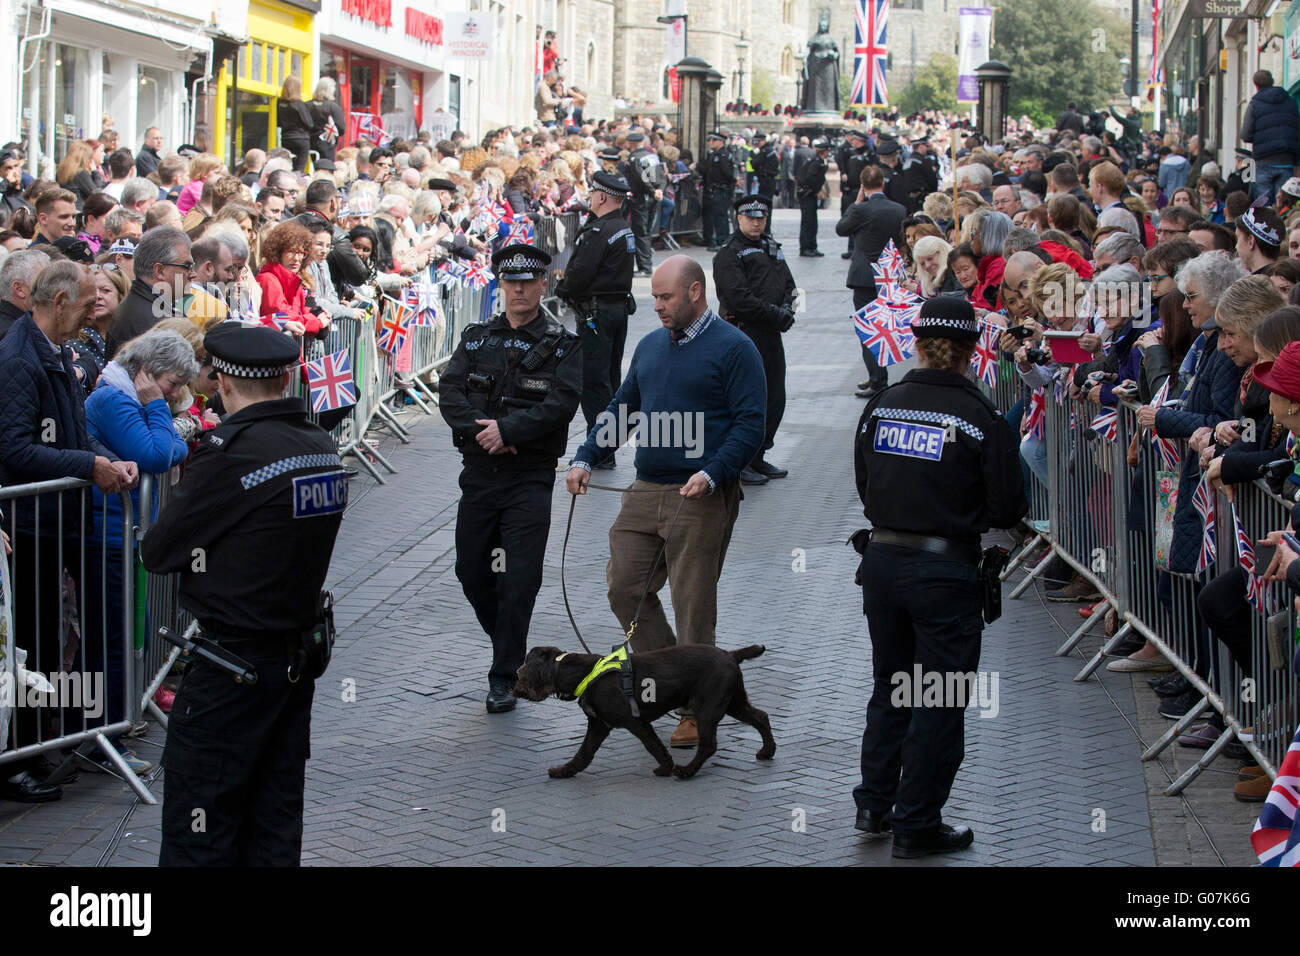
[1164,726,1235,797]
[660,233,682,250]
[1071,620,1132,679]
[411,376,440,407]
[358,438,398,475]
[1141,695,1209,762]
[1059,606,1111,657]
[1000,532,1045,582]
[373,403,412,442]
[398,382,434,416]
[89,733,157,805]
[140,643,184,731]
[1008,548,1050,600]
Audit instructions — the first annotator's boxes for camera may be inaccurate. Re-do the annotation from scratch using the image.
[1024,347,1050,365]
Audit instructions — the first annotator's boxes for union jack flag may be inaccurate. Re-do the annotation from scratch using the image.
[1149,379,1182,470]
[351,111,392,147]
[378,300,413,353]
[437,259,468,286]
[1023,389,1046,441]
[1089,408,1118,442]
[1252,722,1300,866]
[321,114,339,146]
[852,0,889,108]
[970,324,999,388]
[1190,474,1217,572]
[461,260,494,289]
[1231,505,1273,615]
[499,218,535,245]
[855,306,914,367]
[268,312,292,332]
[304,348,357,412]
[405,282,441,326]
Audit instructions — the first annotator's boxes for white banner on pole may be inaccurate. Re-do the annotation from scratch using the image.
[957,7,993,104]
[446,11,494,60]
[666,0,686,64]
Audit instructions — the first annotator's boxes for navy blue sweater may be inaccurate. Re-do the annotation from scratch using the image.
[574,316,766,486]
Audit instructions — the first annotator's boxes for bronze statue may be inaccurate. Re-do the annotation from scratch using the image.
[802,9,840,113]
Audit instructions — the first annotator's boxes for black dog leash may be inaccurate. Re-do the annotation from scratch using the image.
[560,480,688,655]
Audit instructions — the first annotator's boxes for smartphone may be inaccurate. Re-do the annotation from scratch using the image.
[1257,542,1277,569]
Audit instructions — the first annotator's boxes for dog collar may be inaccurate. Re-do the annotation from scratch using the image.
[573,645,631,698]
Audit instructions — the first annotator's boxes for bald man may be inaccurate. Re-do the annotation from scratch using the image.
[567,254,766,748]
[1000,250,1045,322]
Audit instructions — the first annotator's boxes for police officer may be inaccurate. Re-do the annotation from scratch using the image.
[713,194,796,485]
[701,131,737,251]
[438,243,582,712]
[905,136,940,209]
[140,323,347,866]
[599,146,623,176]
[624,131,664,276]
[876,138,914,211]
[555,171,635,468]
[752,132,780,204]
[851,297,1027,858]
[836,128,873,258]
[796,138,829,257]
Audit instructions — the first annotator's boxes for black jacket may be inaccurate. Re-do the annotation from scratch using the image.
[135,145,161,179]
[837,145,872,198]
[855,368,1028,549]
[310,99,347,165]
[63,170,100,209]
[701,147,736,191]
[836,192,907,291]
[438,310,582,471]
[0,179,30,217]
[139,397,344,634]
[105,278,167,359]
[0,298,25,343]
[796,154,827,198]
[0,314,116,536]
[713,231,797,332]
[752,144,780,182]
[555,208,634,302]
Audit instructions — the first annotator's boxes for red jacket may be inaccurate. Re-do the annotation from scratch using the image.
[255,261,325,335]
[972,254,1004,310]
[1038,240,1094,280]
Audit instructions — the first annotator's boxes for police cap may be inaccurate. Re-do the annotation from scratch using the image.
[426,177,458,192]
[876,138,900,157]
[910,295,980,342]
[733,194,772,218]
[812,137,830,150]
[752,131,767,142]
[491,242,552,281]
[204,322,300,379]
[598,147,622,162]
[591,171,631,198]
[626,130,645,144]
[846,128,869,141]
[707,131,726,142]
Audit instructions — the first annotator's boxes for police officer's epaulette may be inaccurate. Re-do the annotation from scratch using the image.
[544,317,578,341]
[460,323,493,350]
[203,418,254,451]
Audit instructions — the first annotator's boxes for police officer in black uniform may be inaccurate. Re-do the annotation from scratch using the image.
[624,131,664,276]
[701,131,737,251]
[713,194,797,485]
[904,136,940,211]
[752,132,780,204]
[439,243,582,712]
[141,323,347,866]
[836,129,873,258]
[876,138,915,211]
[555,171,635,468]
[796,138,829,257]
[851,296,1027,858]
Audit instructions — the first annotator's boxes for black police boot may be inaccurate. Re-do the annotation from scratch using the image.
[854,807,892,836]
[739,466,769,486]
[892,823,974,858]
[486,679,516,714]
[752,457,788,479]
[1,770,63,803]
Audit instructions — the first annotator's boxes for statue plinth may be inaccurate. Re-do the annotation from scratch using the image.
[792,112,850,142]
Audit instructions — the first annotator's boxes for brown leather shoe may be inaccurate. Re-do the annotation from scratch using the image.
[1238,764,1265,782]
[1233,771,1273,803]
[670,717,699,748]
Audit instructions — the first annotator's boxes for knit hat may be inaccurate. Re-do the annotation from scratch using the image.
[910,296,980,342]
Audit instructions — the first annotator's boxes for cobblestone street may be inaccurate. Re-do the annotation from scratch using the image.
[0,211,1261,866]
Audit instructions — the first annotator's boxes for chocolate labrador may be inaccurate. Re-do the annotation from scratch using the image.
[514,644,775,779]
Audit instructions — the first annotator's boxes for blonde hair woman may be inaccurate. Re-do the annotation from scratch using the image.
[57,140,102,209]
[278,74,314,173]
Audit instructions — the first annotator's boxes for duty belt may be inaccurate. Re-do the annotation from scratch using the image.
[869,528,981,566]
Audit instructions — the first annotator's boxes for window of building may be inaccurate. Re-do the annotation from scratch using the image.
[782,47,794,78]
[894,0,923,8]
[136,63,171,152]
[587,41,596,86]
[783,0,793,24]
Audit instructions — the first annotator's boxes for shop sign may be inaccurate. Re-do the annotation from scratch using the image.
[405,8,443,46]
[342,0,392,29]
[1188,0,1243,17]
[446,12,492,59]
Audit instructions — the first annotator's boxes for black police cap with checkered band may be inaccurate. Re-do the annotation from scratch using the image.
[204,322,301,378]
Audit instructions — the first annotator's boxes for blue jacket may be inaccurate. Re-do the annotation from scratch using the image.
[1242,86,1300,165]
[84,379,189,547]
[1153,330,1245,574]
[0,314,116,537]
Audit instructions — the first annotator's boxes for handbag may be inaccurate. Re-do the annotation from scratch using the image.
[1153,469,1179,571]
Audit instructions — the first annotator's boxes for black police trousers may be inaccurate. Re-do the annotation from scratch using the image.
[578,302,630,446]
[454,466,554,684]
[798,194,818,253]
[629,197,660,271]
[703,187,731,248]
[738,323,785,455]
[853,286,888,391]
[854,543,983,834]
[160,642,314,866]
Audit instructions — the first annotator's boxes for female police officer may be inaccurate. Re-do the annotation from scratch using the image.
[851,296,1027,858]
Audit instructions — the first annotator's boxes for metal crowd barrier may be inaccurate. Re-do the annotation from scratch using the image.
[0,478,154,803]
[981,376,1300,795]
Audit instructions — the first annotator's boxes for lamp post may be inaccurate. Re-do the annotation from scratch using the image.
[974,60,1011,143]
[735,32,750,105]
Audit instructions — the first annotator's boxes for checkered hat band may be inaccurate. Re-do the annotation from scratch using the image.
[212,355,294,378]
[912,317,979,334]
[501,254,543,272]
[594,182,627,197]
[737,200,767,217]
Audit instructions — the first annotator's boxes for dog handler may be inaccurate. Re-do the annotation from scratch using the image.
[140,323,346,866]
[851,297,1027,858]
[439,243,582,713]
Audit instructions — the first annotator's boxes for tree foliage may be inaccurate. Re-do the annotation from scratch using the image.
[989,0,1125,124]
[896,54,960,114]
[750,68,777,110]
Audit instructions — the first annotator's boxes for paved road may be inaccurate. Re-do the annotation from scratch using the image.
[0,209,1260,866]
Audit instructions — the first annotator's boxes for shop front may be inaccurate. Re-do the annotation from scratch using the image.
[317,0,454,147]
[1286,0,1300,104]
[213,0,318,163]
[6,0,210,177]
